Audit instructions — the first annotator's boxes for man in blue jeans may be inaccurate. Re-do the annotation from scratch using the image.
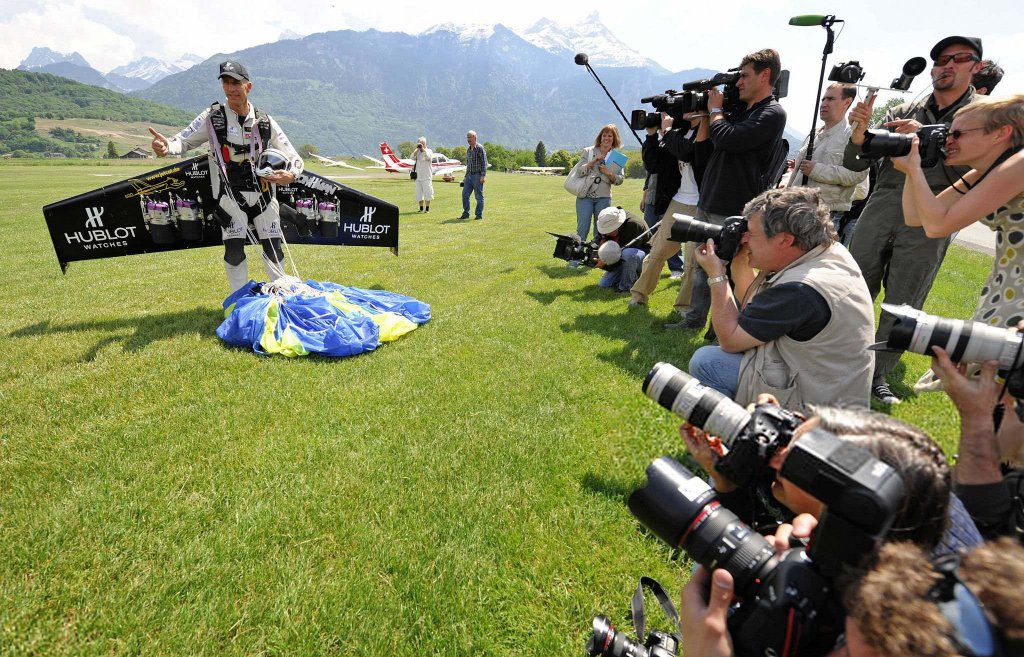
[460,130,488,220]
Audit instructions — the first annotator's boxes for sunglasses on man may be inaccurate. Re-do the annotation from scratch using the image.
[933,52,980,66]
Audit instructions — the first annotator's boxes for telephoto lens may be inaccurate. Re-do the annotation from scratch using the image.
[628,457,778,597]
[643,362,751,445]
[881,303,1024,372]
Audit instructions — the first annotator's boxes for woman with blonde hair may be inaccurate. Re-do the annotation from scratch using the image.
[572,124,625,246]
[893,95,1024,415]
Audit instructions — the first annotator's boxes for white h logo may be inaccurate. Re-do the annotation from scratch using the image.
[360,206,376,223]
[85,206,105,228]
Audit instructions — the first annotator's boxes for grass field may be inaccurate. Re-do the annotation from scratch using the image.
[0,160,993,656]
[32,119,184,158]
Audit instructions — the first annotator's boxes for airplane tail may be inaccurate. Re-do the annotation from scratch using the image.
[379,142,406,168]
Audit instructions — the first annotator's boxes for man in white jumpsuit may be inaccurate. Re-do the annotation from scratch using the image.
[149,61,304,291]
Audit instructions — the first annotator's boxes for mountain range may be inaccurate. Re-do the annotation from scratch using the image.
[15,14,803,156]
[16,47,202,93]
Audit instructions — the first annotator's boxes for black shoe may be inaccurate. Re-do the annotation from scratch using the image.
[872,383,902,405]
[474,216,482,221]
[458,214,470,219]
[663,320,704,330]
[425,207,430,212]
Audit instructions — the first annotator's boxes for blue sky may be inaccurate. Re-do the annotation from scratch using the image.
[2,0,1020,131]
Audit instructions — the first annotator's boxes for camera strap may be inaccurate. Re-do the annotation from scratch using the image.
[631,576,680,643]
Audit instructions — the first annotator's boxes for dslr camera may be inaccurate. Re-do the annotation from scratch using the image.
[875,304,1024,397]
[548,232,600,268]
[828,60,865,85]
[666,215,748,262]
[643,362,800,486]
[858,123,948,168]
[634,363,907,657]
[586,577,680,657]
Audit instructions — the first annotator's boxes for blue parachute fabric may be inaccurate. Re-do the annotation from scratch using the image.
[216,278,430,358]
[307,281,432,323]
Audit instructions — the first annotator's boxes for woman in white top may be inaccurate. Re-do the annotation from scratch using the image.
[413,137,434,213]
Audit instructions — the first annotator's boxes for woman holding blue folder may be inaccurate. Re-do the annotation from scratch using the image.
[574,124,625,243]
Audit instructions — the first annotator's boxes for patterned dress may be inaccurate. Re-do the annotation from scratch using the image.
[976,191,1024,328]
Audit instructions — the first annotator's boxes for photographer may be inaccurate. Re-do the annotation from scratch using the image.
[594,206,651,294]
[786,83,869,241]
[628,112,708,309]
[842,35,982,405]
[687,187,875,409]
[932,344,1024,545]
[670,48,787,331]
[684,402,982,556]
[412,137,434,213]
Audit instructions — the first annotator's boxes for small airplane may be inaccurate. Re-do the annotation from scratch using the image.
[516,166,566,175]
[309,153,364,170]
[375,142,467,177]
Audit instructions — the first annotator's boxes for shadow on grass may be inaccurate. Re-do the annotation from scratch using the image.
[580,450,704,503]
[9,307,224,361]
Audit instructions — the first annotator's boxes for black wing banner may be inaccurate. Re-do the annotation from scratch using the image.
[43,156,399,273]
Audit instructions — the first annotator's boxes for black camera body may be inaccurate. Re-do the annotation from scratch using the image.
[667,215,748,262]
[548,232,599,267]
[828,60,865,84]
[876,304,1024,397]
[859,123,948,167]
[629,432,905,657]
[587,616,679,657]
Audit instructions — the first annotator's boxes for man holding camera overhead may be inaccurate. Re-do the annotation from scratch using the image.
[843,36,982,405]
[687,187,875,409]
[667,48,788,331]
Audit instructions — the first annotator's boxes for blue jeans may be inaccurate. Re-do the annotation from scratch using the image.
[688,346,744,399]
[462,173,484,217]
[598,247,645,292]
[576,196,611,242]
[644,201,682,271]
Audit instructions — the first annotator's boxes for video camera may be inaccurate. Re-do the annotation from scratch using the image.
[548,232,600,268]
[875,304,1024,397]
[631,68,791,131]
[666,215,748,262]
[633,363,907,657]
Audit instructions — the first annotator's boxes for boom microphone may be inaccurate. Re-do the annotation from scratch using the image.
[788,14,842,26]
[574,53,589,66]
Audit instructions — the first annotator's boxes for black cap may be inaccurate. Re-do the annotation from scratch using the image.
[930,36,983,62]
[218,61,250,82]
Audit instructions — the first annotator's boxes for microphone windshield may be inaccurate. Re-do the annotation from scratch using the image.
[574,53,588,66]
[788,14,826,26]
[903,56,927,76]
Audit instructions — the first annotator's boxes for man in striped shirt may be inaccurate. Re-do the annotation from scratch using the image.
[460,130,489,220]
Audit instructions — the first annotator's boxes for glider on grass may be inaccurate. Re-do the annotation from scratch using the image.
[43,154,400,273]
[43,155,430,357]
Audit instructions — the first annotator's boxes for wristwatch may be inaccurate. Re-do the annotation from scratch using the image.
[709,108,724,115]
[708,274,728,286]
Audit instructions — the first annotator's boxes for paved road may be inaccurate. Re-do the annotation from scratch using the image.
[953,220,996,255]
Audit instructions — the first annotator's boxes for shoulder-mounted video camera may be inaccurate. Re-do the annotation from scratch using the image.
[631,69,790,130]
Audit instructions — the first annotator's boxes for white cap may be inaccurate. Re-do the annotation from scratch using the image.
[597,206,627,235]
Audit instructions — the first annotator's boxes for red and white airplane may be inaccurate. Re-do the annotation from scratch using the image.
[372,142,466,177]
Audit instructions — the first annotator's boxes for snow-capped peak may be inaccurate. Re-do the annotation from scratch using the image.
[18,47,91,70]
[107,54,202,84]
[517,13,654,69]
[421,23,495,41]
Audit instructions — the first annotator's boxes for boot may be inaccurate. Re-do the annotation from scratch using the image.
[225,260,249,292]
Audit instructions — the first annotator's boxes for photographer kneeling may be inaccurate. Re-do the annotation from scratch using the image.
[594,206,651,294]
[688,187,875,408]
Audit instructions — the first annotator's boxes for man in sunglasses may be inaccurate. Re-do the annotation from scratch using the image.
[149,61,303,292]
[842,36,982,406]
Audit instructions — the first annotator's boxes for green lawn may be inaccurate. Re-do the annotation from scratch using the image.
[0,161,992,655]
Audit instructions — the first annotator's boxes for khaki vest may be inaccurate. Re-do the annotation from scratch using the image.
[735,243,875,409]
